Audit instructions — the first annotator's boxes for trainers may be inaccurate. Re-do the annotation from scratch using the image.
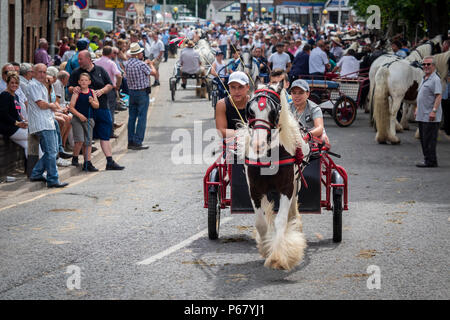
[57,158,71,167]
[82,162,99,172]
[106,160,125,170]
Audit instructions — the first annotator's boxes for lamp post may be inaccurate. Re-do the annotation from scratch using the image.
[258,0,261,23]
[261,7,266,22]
[173,6,178,21]
[322,9,328,26]
[248,6,252,22]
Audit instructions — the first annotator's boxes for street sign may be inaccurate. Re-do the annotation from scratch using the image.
[75,0,88,10]
[105,0,124,9]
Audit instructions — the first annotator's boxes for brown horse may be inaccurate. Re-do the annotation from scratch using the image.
[236,82,310,270]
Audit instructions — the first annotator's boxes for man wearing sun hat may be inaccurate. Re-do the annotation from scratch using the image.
[330,36,344,62]
[215,71,250,139]
[125,42,153,150]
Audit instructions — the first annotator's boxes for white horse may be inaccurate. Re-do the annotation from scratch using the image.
[369,35,444,144]
[236,82,310,270]
[238,50,260,92]
[196,38,215,72]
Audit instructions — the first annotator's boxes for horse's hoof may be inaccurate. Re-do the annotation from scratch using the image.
[390,138,401,145]
[264,258,286,270]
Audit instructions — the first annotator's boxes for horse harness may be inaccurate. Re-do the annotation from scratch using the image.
[246,88,281,131]
[245,88,311,187]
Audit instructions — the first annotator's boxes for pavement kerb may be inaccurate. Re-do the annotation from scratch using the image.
[0,86,160,198]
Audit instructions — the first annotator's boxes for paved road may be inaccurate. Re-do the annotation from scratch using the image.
[0,58,449,300]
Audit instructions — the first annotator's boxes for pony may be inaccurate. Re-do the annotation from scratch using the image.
[235,81,310,270]
[369,35,444,144]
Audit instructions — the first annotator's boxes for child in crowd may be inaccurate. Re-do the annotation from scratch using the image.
[68,73,99,172]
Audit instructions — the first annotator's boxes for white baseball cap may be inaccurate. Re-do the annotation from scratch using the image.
[290,79,310,92]
[227,71,249,85]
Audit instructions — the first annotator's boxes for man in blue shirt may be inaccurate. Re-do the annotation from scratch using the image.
[65,40,88,75]
[289,44,311,82]
[162,29,170,62]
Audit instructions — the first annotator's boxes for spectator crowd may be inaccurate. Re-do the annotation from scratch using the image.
[0,20,449,186]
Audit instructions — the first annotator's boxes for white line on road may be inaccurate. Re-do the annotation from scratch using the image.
[137,217,233,266]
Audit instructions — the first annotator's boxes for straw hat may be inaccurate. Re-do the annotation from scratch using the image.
[127,42,144,55]
[331,36,342,46]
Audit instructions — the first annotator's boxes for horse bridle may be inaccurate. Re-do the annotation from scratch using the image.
[247,88,281,132]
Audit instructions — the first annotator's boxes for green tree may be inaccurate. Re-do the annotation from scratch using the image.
[349,0,448,40]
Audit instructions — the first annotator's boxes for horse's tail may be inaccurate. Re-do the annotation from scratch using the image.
[373,66,390,144]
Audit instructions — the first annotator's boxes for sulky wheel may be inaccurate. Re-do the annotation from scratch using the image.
[208,189,221,240]
[332,189,343,243]
[333,96,357,127]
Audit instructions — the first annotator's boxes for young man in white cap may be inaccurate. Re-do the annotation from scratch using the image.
[215,71,250,139]
[289,79,329,144]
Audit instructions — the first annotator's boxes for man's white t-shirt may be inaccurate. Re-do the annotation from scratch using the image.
[337,55,360,78]
[149,39,165,60]
[268,52,291,71]
[219,34,229,46]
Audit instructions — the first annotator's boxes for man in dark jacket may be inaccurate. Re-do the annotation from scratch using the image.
[289,44,311,82]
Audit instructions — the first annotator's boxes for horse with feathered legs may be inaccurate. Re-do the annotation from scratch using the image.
[235,81,310,270]
[368,35,444,144]
[366,35,443,116]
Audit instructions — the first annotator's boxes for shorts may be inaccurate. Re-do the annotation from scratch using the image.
[92,108,112,141]
[153,57,162,71]
[71,116,95,145]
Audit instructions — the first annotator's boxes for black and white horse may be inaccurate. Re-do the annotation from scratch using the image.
[236,82,310,270]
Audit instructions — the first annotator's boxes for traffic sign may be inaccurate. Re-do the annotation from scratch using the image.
[75,0,88,10]
[105,0,124,9]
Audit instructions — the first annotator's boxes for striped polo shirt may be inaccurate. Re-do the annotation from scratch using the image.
[26,78,55,134]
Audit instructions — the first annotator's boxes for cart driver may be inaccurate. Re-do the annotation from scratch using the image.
[289,79,330,145]
[179,40,205,89]
[215,71,249,140]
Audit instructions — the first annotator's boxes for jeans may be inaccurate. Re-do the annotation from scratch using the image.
[219,45,227,58]
[120,77,129,95]
[107,90,117,124]
[128,89,149,145]
[54,119,64,153]
[418,121,439,165]
[164,45,169,61]
[30,129,59,185]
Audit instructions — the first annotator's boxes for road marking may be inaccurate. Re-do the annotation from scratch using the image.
[137,217,233,266]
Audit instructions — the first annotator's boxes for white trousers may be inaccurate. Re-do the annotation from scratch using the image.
[9,128,43,158]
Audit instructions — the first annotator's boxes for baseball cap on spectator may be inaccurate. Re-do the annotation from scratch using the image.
[228,71,249,85]
[290,79,310,92]
[215,50,224,56]
[76,39,88,51]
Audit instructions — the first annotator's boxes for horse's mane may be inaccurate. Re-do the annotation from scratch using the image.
[407,35,443,62]
[433,51,450,89]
